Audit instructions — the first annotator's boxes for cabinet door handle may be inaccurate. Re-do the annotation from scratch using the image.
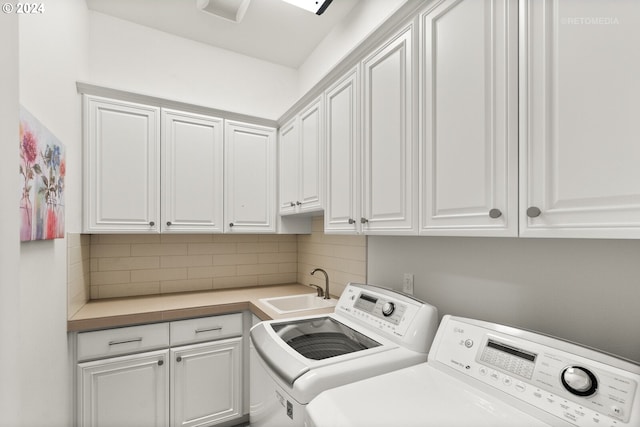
[289,202,296,207]
[229,222,234,227]
[195,326,222,334]
[489,209,502,219]
[149,221,155,226]
[157,359,164,366]
[108,337,143,346]
[166,221,172,226]
[176,356,182,362]
[348,218,356,224]
[360,217,368,224]
[296,201,302,206]
[527,206,542,218]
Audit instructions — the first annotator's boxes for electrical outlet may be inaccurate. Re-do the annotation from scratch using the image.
[402,273,414,295]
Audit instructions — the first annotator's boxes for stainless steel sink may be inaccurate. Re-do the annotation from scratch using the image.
[259,293,337,314]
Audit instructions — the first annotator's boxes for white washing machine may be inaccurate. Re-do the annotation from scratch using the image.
[249,282,439,427]
[306,315,640,427]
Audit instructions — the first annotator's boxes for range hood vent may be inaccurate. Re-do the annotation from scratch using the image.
[196,0,251,23]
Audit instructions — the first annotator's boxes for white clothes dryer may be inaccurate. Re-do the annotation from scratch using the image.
[306,315,640,427]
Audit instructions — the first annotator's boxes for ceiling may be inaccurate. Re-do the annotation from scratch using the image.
[85,0,360,69]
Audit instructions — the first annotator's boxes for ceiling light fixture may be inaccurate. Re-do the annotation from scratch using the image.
[196,0,251,23]
[281,0,334,15]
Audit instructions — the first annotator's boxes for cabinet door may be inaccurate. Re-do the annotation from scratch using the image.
[225,121,277,233]
[278,117,299,215]
[161,109,224,233]
[171,338,242,427]
[361,25,416,234]
[324,67,360,234]
[521,0,640,238]
[84,96,160,233]
[78,349,169,427]
[419,0,518,236]
[299,96,324,213]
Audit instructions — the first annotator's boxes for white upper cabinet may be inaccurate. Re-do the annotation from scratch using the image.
[520,0,640,238]
[419,0,518,236]
[84,93,280,234]
[299,97,324,213]
[324,67,361,234]
[278,118,300,215]
[278,96,325,215]
[225,120,277,233]
[84,96,161,233]
[361,24,417,234]
[161,109,224,233]
[84,95,228,234]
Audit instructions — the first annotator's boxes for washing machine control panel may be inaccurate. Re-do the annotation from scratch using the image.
[431,316,640,427]
[335,283,438,353]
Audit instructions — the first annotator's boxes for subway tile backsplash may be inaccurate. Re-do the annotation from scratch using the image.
[297,217,367,297]
[89,234,298,299]
[67,216,367,307]
[67,233,91,317]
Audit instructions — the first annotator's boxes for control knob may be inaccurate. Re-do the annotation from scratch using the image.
[561,366,598,397]
[381,302,395,317]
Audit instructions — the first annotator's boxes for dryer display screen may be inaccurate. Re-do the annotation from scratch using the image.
[486,340,537,362]
[481,339,537,379]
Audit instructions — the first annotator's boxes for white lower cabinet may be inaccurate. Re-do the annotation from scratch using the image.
[76,314,243,427]
[78,349,169,427]
[171,338,242,427]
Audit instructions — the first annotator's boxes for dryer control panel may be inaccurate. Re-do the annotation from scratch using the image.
[430,316,640,427]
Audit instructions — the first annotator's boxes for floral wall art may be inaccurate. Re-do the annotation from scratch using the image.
[19,106,65,241]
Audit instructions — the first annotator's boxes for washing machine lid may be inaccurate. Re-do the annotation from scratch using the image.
[306,363,556,427]
[271,317,381,360]
[251,316,385,387]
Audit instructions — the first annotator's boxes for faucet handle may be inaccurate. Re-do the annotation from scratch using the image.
[309,284,324,298]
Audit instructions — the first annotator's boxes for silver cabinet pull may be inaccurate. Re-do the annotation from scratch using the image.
[229,222,234,227]
[157,359,164,366]
[195,326,222,334]
[149,221,155,226]
[360,217,368,224]
[489,209,502,219]
[108,337,143,346]
[166,221,172,226]
[176,356,182,362]
[348,218,356,224]
[527,207,542,218]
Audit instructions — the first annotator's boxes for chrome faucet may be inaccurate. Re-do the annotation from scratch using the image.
[310,268,330,300]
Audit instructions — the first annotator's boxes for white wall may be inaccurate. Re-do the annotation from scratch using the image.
[0,12,22,427]
[368,236,640,363]
[88,11,298,120]
[297,0,407,96]
[18,0,89,425]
